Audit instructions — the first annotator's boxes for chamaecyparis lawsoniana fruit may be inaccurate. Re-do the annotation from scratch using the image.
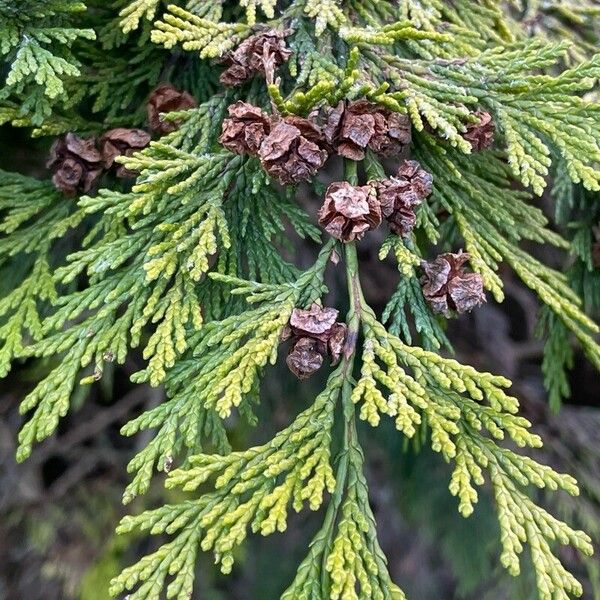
[1,1,600,599]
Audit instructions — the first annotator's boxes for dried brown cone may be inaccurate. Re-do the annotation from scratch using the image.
[375,160,434,236]
[219,101,272,155]
[289,303,339,342]
[147,84,197,134]
[258,116,329,185]
[100,128,151,178]
[324,100,411,160]
[421,251,486,317]
[219,30,291,87]
[463,110,495,152]
[47,133,103,197]
[318,181,382,242]
[285,304,348,378]
[286,337,324,379]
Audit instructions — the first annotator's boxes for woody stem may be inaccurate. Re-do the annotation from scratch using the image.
[340,159,365,510]
[341,158,362,445]
[319,160,364,590]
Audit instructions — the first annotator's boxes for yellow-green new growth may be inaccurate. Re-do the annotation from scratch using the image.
[152,5,249,59]
[110,382,337,598]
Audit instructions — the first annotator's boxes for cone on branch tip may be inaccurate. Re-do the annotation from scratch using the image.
[324,100,411,160]
[375,160,433,236]
[318,181,382,242]
[463,110,495,151]
[219,101,272,155]
[147,84,197,134]
[287,337,324,379]
[47,133,103,197]
[219,30,291,87]
[258,116,329,185]
[100,128,151,178]
[284,304,347,379]
[421,251,486,317]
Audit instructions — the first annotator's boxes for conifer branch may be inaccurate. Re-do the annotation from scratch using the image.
[284,204,404,599]
[2,2,599,598]
[112,337,339,598]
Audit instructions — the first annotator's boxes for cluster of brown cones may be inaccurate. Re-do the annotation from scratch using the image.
[219,99,413,186]
[48,129,150,196]
[217,33,495,183]
[48,84,197,196]
[318,160,433,242]
[283,253,486,379]
[217,29,495,156]
[283,304,347,379]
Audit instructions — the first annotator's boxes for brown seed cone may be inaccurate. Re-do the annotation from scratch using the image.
[286,337,324,379]
[375,178,419,236]
[147,84,197,134]
[397,160,434,197]
[47,133,103,197]
[376,160,433,236]
[324,100,411,160]
[285,304,348,379]
[289,303,339,342]
[219,30,291,87]
[100,128,151,178]
[219,101,272,155]
[258,116,329,185]
[463,111,495,152]
[421,251,486,317]
[318,181,382,242]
